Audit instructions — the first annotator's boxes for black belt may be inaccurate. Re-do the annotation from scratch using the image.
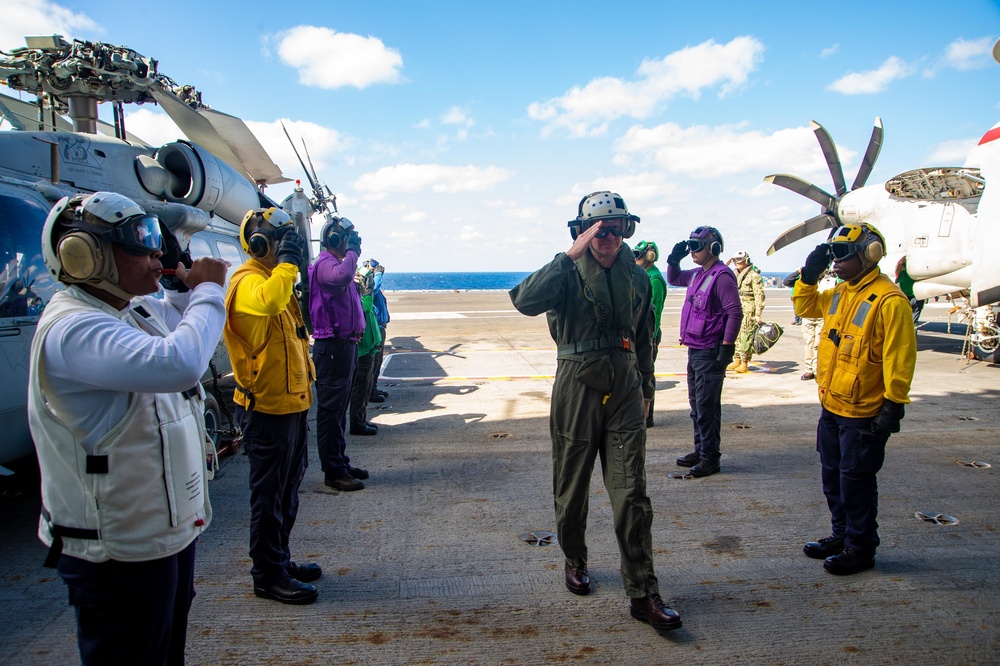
[557,335,634,358]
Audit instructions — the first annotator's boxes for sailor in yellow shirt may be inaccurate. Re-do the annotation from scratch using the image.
[791,223,916,576]
[223,207,319,604]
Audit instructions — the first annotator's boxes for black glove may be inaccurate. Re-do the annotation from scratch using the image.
[716,343,735,371]
[667,240,689,266]
[275,229,307,266]
[871,399,905,436]
[800,244,832,285]
[345,231,362,256]
[158,228,192,292]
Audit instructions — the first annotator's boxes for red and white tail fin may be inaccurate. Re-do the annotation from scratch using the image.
[969,122,1000,307]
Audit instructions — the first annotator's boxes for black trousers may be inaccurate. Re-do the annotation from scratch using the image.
[817,407,888,556]
[350,353,376,429]
[686,346,726,463]
[313,337,357,477]
[57,541,197,666]
[236,407,308,585]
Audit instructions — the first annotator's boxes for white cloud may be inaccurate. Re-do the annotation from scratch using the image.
[943,37,994,71]
[0,1,100,50]
[820,44,839,58]
[827,56,911,94]
[122,108,184,147]
[400,211,428,223]
[528,36,764,138]
[615,122,851,179]
[504,207,540,220]
[926,138,977,165]
[246,118,347,182]
[353,164,512,200]
[457,224,486,242]
[441,106,474,127]
[272,26,403,90]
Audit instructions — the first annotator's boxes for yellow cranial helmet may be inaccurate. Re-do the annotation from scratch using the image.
[240,207,292,256]
[826,223,886,265]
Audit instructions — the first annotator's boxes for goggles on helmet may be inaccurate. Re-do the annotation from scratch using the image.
[686,239,708,253]
[593,218,625,238]
[105,214,164,256]
[828,242,864,261]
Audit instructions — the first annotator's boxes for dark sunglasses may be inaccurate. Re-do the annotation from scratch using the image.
[686,239,708,252]
[828,243,859,260]
[595,226,625,238]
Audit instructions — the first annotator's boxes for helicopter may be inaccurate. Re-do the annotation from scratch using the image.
[764,115,1000,363]
[0,35,327,473]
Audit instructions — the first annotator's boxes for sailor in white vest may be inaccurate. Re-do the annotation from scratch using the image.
[28,192,227,665]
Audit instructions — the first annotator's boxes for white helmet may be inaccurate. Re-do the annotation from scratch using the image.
[568,191,640,240]
[42,192,162,302]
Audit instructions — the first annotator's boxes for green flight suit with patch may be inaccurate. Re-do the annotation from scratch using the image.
[510,246,659,598]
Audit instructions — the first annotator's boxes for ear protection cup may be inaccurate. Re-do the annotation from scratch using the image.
[247,231,270,258]
[864,240,884,263]
[645,248,657,263]
[57,231,104,280]
[320,219,345,249]
[861,223,885,263]
[710,240,722,257]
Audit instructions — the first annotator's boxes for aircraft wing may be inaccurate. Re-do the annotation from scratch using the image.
[885,167,984,201]
[149,84,289,186]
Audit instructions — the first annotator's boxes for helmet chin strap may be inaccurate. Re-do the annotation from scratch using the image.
[93,278,138,304]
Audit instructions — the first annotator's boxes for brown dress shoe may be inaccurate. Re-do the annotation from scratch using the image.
[629,593,682,630]
[564,562,591,595]
[801,371,816,380]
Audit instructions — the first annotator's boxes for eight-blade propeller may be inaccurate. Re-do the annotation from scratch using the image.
[765,118,883,255]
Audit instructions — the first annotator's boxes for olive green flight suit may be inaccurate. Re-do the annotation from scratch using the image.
[510,247,659,598]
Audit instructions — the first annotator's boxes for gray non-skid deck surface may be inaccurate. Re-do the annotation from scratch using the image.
[1,290,997,665]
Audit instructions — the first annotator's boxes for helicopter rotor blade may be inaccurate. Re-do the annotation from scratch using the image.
[811,120,847,197]
[766,213,839,256]
[851,117,884,191]
[281,121,319,194]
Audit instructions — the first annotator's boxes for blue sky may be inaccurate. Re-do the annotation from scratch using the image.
[3,0,1000,272]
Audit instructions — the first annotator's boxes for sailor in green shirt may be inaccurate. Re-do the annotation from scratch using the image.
[634,240,666,427]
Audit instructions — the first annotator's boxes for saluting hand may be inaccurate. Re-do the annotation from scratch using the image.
[567,222,602,261]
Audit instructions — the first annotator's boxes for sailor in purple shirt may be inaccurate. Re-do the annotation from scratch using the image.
[665,226,742,478]
[308,216,369,491]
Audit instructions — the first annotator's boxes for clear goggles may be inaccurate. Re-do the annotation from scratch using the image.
[105,215,164,256]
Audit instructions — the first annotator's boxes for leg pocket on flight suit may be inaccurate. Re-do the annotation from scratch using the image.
[606,430,645,490]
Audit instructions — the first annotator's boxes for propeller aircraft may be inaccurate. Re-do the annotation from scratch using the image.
[765,116,1000,363]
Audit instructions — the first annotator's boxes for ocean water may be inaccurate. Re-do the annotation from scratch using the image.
[382,272,532,292]
[381,271,792,291]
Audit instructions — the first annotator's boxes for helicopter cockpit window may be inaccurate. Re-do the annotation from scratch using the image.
[188,235,213,260]
[0,195,59,320]
[214,237,244,285]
